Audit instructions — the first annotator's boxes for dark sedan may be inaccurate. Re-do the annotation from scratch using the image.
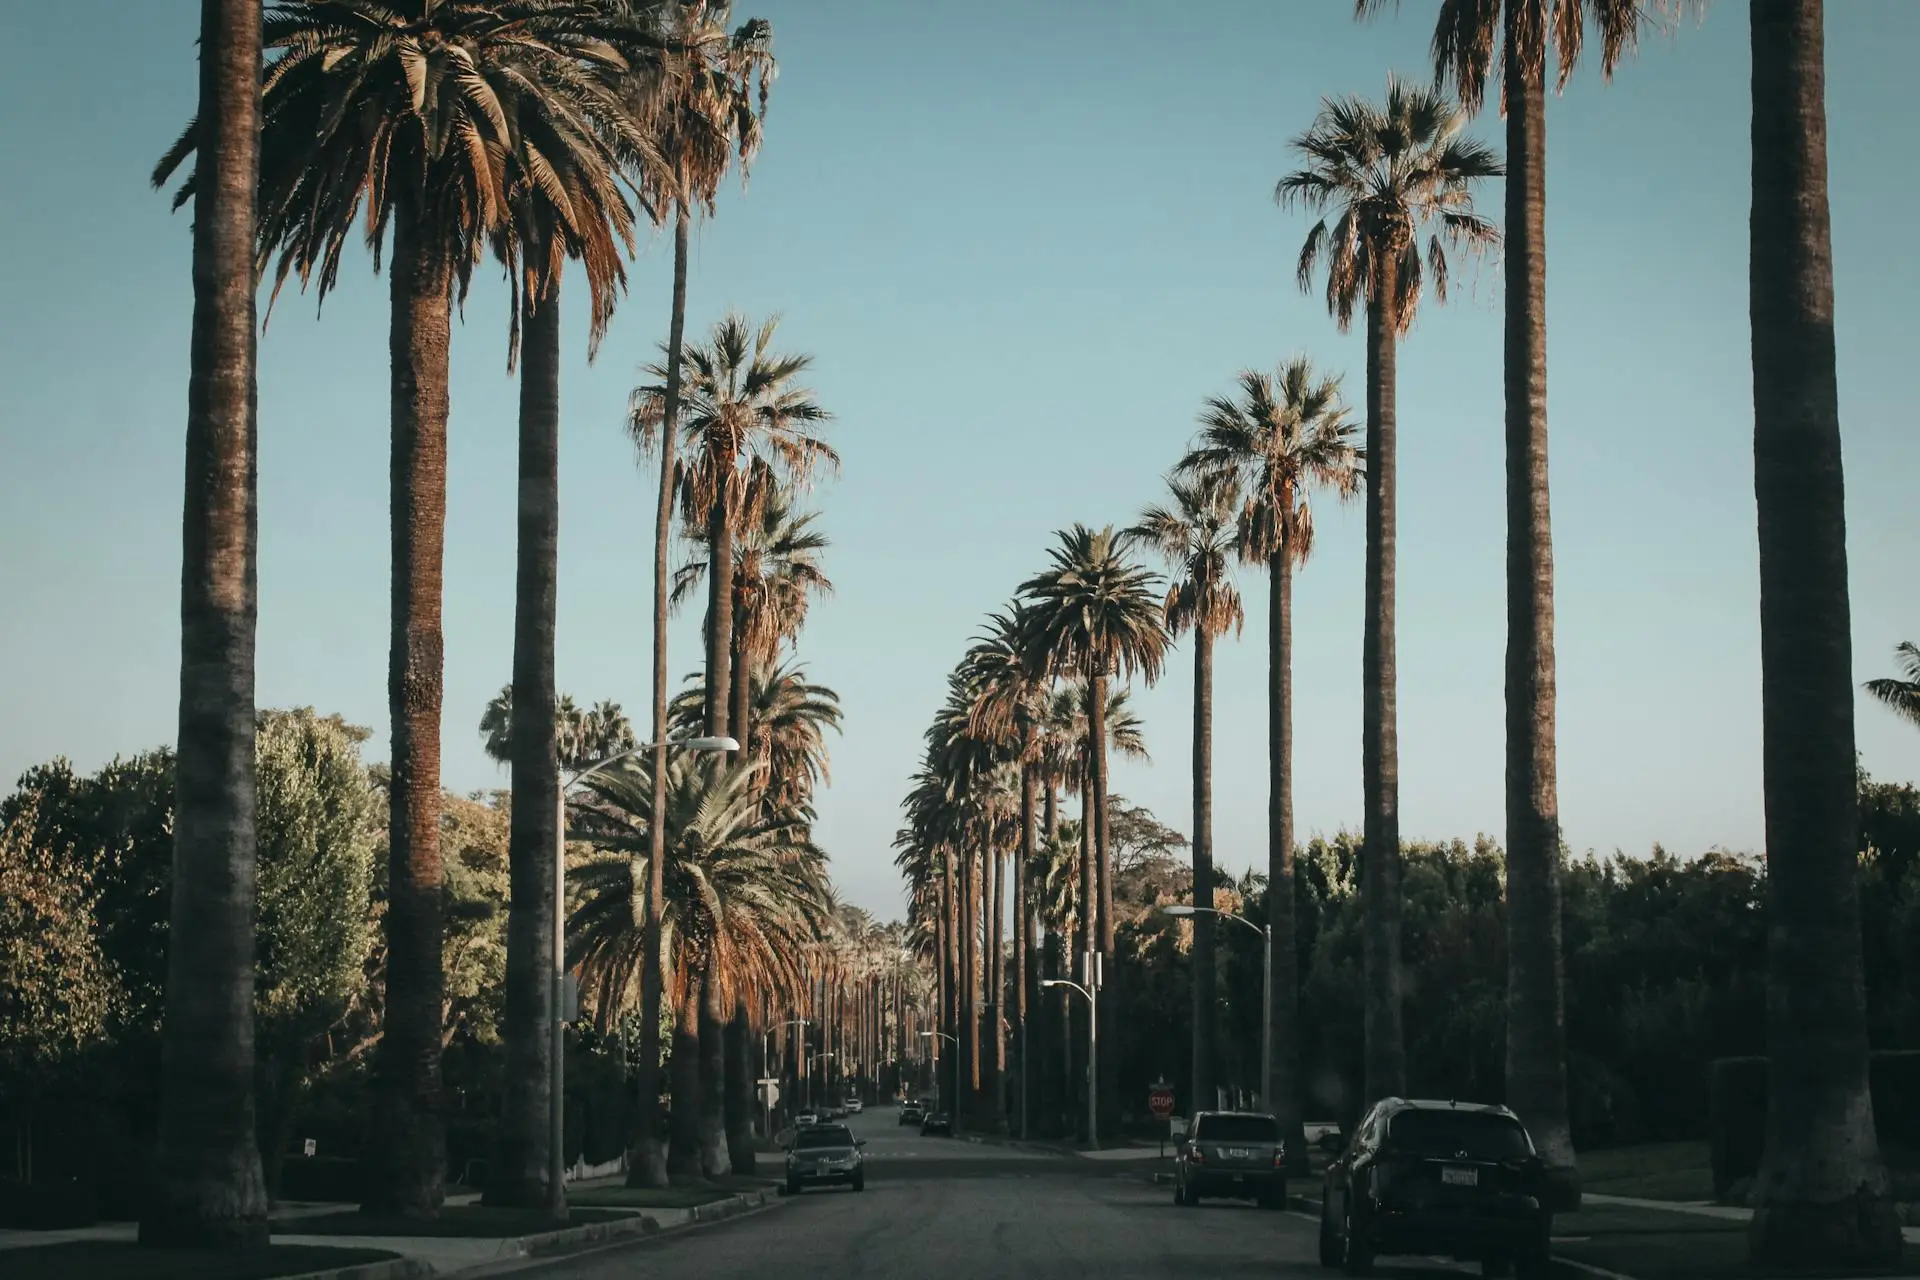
[1173,1110,1286,1209]
[920,1111,953,1136]
[783,1123,865,1194]
[1319,1097,1552,1277]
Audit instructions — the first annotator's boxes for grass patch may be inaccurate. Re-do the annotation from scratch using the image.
[0,1241,400,1280]
[275,1204,636,1238]
[1578,1140,1718,1202]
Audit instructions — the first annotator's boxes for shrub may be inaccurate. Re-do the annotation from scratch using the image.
[0,1178,99,1229]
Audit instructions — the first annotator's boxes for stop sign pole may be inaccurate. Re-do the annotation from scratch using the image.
[1149,1079,1174,1157]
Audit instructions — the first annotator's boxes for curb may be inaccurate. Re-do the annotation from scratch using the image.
[1284,1193,1642,1280]
[284,1261,434,1280]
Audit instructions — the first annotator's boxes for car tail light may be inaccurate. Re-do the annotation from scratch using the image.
[1273,1148,1287,1170]
[1187,1147,1205,1164]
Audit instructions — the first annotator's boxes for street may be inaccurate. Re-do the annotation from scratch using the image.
[528,1108,1478,1279]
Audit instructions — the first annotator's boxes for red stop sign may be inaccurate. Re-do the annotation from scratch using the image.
[1148,1088,1174,1119]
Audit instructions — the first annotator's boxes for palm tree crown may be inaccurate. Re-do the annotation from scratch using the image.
[1181,357,1365,568]
[1278,75,1503,332]
[1408,0,1645,115]
[1016,526,1170,685]
[1866,643,1920,731]
[1128,472,1246,643]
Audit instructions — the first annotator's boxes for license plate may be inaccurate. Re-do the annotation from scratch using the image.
[1227,1148,1249,1159]
[1441,1166,1478,1187]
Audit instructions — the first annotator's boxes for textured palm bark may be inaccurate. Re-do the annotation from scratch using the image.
[703,471,734,743]
[1090,671,1119,1136]
[667,973,703,1181]
[1190,627,1217,1112]
[1746,0,1901,1266]
[724,996,755,1174]
[1076,773,1094,1141]
[1016,743,1034,1137]
[987,843,1007,1131]
[140,0,268,1246]
[1361,246,1407,1106]
[697,963,727,1178]
[1501,34,1578,1210]
[1268,551,1306,1173]
[364,207,452,1218]
[943,845,959,1113]
[963,846,981,1124]
[630,208,690,1190]
[489,282,561,1211]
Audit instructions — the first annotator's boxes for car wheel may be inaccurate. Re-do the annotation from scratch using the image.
[785,1177,801,1196]
[1341,1203,1374,1276]
[1513,1241,1551,1280]
[1172,1178,1185,1206]
[1185,1185,1201,1208]
[852,1173,865,1193]
[1260,1183,1285,1210]
[1481,1257,1512,1278]
[1317,1202,1341,1268]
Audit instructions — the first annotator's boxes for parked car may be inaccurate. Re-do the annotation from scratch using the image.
[794,1110,821,1127]
[1318,1098,1552,1277]
[920,1111,953,1137]
[783,1122,865,1195]
[1173,1110,1286,1209]
[899,1101,924,1126]
[846,1097,864,1114]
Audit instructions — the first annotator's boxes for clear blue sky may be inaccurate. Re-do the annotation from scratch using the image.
[1,1,1915,919]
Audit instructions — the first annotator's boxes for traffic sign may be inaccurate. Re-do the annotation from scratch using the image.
[1148,1082,1174,1120]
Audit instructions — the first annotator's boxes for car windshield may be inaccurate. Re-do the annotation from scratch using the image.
[1388,1110,1532,1159]
[1195,1114,1280,1143]
[794,1126,854,1149]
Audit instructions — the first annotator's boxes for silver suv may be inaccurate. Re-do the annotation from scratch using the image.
[1173,1110,1286,1209]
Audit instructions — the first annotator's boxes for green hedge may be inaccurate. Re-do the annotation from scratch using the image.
[1708,1051,1920,1197]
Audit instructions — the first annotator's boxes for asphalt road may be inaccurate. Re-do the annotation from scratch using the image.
[525,1108,1482,1280]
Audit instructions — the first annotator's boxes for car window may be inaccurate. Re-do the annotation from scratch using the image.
[1193,1114,1279,1142]
[1386,1110,1533,1160]
[794,1126,855,1149]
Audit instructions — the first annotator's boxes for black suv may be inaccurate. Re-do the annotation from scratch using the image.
[1174,1110,1286,1208]
[1319,1098,1551,1277]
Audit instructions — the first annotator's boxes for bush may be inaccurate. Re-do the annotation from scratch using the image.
[1708,1052,1920,1198]
[0,1179,99,1229]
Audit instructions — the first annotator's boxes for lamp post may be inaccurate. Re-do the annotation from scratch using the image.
[808,1051,836,1111]
[1040,981,1096,1148]
[919,1031,958,1122]
[1161,904,1270,1114]
[551,734,736,1219]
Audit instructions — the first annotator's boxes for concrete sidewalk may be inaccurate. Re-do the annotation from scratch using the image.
[1582,1191,1920,1246]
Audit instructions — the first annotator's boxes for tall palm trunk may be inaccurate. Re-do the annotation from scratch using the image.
[724,996,755,1174]
[667,973,703,1180]
[962,844,980,1126]
[1360,242,1407,1105]
[1016,739,1035,1139]
[1268,551,1306,1172]
[1076,771,1094,1141]
[943,845,959,1113]
[703,475,734,744]
[365,207,454,1218]
[141,0,268,1246]
[1746,0,1901,1265]
[631,208,689,1190]
[988,842,1006,1131]
[697,961,727,1178]
[1501,32,1576,1209]
[1191,627,1217,1113]
[1089,670,1118,1136]
[491,281,562,1212]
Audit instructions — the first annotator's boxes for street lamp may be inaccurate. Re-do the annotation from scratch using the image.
[808,1051,837,1111]
[551,735,738,1218]
[1162,904,1271,1115]
[918,1030,959,1123]
[1040,980,1098,1149]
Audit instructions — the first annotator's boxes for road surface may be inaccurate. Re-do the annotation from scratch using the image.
[527,1106,1479,1279]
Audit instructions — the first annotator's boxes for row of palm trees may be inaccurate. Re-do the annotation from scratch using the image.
[147,0,805,1245]
[889,0,1901,1267]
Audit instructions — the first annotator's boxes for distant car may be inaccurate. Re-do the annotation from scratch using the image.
[1319,1097,1552,1277]
[794,1110,821,1127]
[784,1122,865,1195]
[920,1111,953,1137]
[1173,1110,1286,1209]
[846,1097,864,1114]
[899,1101,924,1126]
[824,1103,848,1120]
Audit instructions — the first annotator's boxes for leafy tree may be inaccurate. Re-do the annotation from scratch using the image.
[1865,643,1920,732]
[1279,77,1500,1106]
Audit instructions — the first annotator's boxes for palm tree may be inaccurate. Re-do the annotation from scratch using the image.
[633,314,836,740]
[1865,644,1920,731]
[1378,0,1647,1206]
[1278,79,1500,1105]
[568,753,830,1180]
[1177,356,1361,1167]
[1129,473,1244,1119]
[621,0,774,1190]
[479,690,635,771]
[1018,526,1169,1134]
[489,13,665,1213]
[154,0,666,1216]
[140,0,267,1249]
[1745,0,1902,1265]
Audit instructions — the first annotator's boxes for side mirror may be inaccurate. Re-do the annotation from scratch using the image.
[855,1138,867,1147]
